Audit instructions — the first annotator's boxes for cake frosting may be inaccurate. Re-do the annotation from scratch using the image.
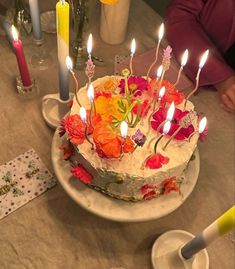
[59,74,204,201]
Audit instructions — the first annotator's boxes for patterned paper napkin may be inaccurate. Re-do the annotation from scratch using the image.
[0,149,56,220]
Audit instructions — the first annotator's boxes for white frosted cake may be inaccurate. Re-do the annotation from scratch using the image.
[59,73,206,201]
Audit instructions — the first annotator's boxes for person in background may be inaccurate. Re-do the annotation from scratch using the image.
[166,0,235,113]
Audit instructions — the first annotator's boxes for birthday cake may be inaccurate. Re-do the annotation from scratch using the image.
[59,47,208,202]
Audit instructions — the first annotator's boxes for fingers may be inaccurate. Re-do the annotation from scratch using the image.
[221,94,235,113]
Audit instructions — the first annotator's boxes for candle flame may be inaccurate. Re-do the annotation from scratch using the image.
[166,102,175,121]
[163,121,171,135]
[158,23,164,40]
[157,65,163,79]
[87,83,94,101]
[11,25,18,41]
[158,86,165,99]
[87,33,93,55]
[199,49,209,69]
[120,121,128,139]
[66,56,73,71]
[181,49,189,67]
[131,38,136,55]
[198,117,207,133]
[79,107,87,123]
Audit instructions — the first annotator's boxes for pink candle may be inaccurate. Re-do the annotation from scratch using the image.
[12,26,31,87]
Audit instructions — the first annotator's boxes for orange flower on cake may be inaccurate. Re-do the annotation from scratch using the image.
[95,95,127,123]
[148,79,185,106]
[93,121,134,159]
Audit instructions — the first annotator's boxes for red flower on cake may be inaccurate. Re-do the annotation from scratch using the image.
[143,190,157,200]
[132,99,151,118]
[151,107,195,140]
[64,114,93,145]
[71,164,93,184]
[148,79,185,105]
[140,184,158,200]
[93,121,134,159]
[67,99,73,109]
[145,153,169,169]
[119,76,148,97]
[161,177,179,194]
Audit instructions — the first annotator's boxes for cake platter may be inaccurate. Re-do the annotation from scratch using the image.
[51,129,200,222]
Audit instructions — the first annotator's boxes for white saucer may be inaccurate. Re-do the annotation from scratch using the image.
[51,130,200,222]
[151,230,209,269]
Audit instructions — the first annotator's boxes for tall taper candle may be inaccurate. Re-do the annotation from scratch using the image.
[181,206,235,259]
[29,0,43,41]
[12,26,32,87]
[2,20,14,50]
[56,0,70,101]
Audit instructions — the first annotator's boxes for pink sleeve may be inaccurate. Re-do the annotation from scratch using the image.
[166,0,235,87]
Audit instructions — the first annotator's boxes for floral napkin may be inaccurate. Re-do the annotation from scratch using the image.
[0,149,56,220]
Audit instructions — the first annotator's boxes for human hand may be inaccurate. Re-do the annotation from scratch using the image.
[215,76,235,113]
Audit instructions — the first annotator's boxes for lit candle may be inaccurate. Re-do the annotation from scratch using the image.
[181,206,235,260]
[174,49,189,86]
[87,83,96,128]
[156,102,175,134]
[129,38,136,76]
[153,121,171,153]
[66,56,81,107]
[146,23,164,81]
[87,33,92,60]
[188,116,207,142]
[120,121,128,160]
[80,107,94,150]
[2,20,14,50]
[11,26,32,87]
[29,0,43,41]
[142,121,171,169]
[56,0,70,101]
[184,50,209,110]
[146,86,166,134]
[85,33,95,85]
[162,111,196,150]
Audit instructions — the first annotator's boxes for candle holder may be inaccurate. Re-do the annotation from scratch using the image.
[42,92,74,129]
[30,38,53,70]
[151,230,209,269]
[16,76,38,98]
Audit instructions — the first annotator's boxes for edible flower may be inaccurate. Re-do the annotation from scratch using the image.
[151,107,194,140]
[119,76,148,97]
[145,153,169,169]
[71,164,93,184]
[161,177,179,194]
[93,121,134,159]
[132,129,146,147]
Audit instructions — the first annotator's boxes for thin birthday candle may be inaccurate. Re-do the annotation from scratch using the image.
[12,26,32,87]
[120,121,128,160]
[129,38,136,76]
[85,33,95,85]
[66,56,81,107]
[174,49,189,86]
[184,50,209,110]
[56,0,70,101]
[156,101,175,134]
[181,206,235,260]
[188,116,207,142]
[87,83,96,129]
[146,23,164,81]
[80,107,94,150]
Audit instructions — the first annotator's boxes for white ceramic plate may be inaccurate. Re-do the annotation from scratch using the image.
[51,130,200,222]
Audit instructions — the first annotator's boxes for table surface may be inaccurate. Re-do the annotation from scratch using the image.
[0,1,234,269]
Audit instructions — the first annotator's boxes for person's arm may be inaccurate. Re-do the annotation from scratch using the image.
[166,0,235,87]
